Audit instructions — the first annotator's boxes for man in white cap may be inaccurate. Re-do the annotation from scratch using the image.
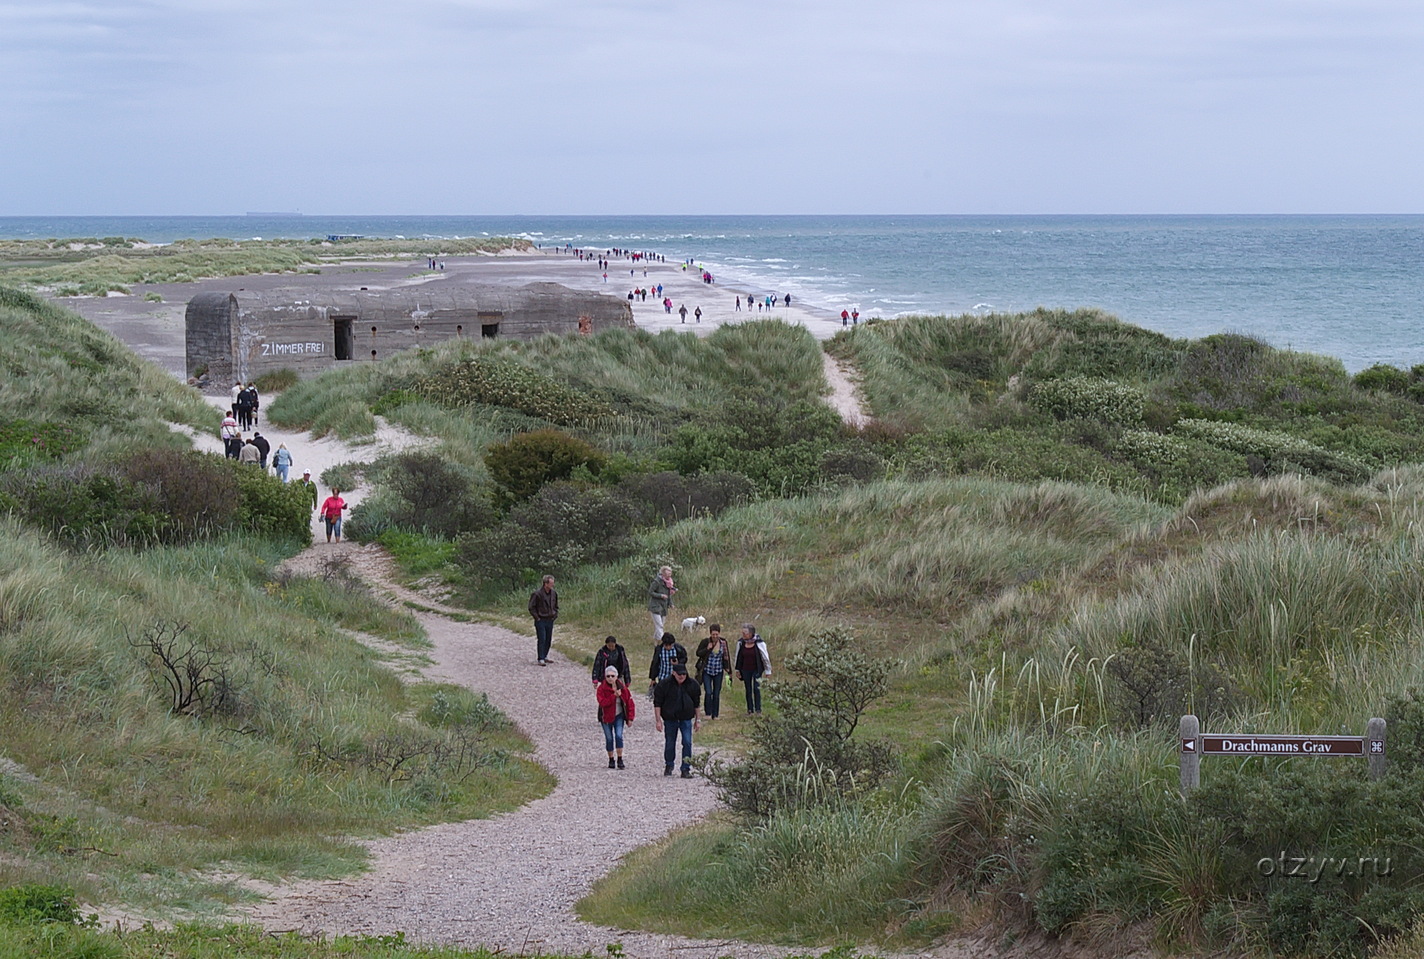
[296,469,319,512]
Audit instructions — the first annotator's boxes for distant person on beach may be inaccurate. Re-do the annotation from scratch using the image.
[678,304,688,323]
[320,488,347,543]
[648,565,676,640]
[252,431,270,470]
[694,624,729,720]
[735,296,742,311]
[596,666,636,769]
[664,298,672,314]
[653,664,701,778]
[852,309,859,325]
[528,574,559,665]
[841,309,850,326]
[734,624,772,714]
[593,635,632,686]
[694,306,702,323]
[784,294,791,307]
[272,443,292,482]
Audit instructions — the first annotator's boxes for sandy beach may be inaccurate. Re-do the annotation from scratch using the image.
[59,245,853,380]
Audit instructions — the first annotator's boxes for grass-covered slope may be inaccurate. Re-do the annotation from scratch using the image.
[0,290,551,921]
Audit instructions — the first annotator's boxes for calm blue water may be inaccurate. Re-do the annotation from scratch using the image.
[3,214,1421,372]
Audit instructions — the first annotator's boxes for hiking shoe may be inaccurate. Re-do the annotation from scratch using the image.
[608,758,616,769]
[664,766,673,777]
[680,769,693,779]
[616,758,625,769]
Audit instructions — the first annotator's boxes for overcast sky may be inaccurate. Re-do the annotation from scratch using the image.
[2,0,1422,215]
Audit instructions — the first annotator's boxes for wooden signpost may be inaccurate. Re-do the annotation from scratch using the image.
[1179,714,1386,793]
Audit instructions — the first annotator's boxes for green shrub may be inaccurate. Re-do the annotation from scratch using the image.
[0,884,80,925]
[415,354,615,425]
[1028,376,1145,425]
[1354,363,1411,395]
[380,450,496,538]
[455,482,638,591]
[612,470,755,525]
[703,631,897,819]
[231,465,313,542]
[1173,419,1370,484]
[485,429,606,502]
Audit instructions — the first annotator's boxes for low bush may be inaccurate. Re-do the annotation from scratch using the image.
[455,482,638,591]
[485,429,606,502]
[0,420,87,470]
[703,631,898,819]
[380,450,496,538]
[1173,419,1371,484]
[0,883,80,925]
[414,354,615,425]
[1028,376,1145,425]
[613,470,755,526]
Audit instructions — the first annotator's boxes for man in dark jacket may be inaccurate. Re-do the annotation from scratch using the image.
[653,664,701,777]
[527,575,558,666]
[592,635,631,686]
[648,631,688,694]
[251,431,271,470]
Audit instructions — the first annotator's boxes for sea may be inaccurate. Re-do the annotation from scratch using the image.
[2,214,1421,373]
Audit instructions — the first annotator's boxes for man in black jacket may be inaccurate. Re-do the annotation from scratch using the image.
[251,431,271,470]
[527,575,558,665]
[653,664,701,778]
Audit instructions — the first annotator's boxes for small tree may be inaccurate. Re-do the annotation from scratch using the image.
[484,429,606,502]
[702,626,898,819]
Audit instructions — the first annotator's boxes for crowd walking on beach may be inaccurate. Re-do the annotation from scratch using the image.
[526,563,772,776]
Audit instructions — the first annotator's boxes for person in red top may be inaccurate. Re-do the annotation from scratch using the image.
[320,488,347,543]
[841,309,850,326]
[596,666,636,769]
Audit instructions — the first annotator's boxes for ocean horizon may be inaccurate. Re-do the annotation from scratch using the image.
[4,213,1422,373]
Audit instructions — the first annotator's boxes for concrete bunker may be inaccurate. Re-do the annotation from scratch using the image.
[186,283,634,381]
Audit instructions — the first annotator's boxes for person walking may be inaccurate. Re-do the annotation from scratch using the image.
[297,469,319,512]
[734,624,771,714]
[694,624,729,720]
[647,565,676,641]
[648,631,688,697]
[235,385,254,431]
[592,635,631,686]
[220,410,240,459]
[252,431,271,470]
[596,666,636,769]
[527,574,558,665]
[320,487,347,543]
[272,443,292,482]
[238,437,260,466]
[693,306,702,323]
[653,664,701,778]
[678,304,688,323]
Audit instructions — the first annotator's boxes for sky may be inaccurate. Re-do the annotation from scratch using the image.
[2,0,1422,215]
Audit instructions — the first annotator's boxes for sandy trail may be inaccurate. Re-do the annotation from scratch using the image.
[250,547,807,957]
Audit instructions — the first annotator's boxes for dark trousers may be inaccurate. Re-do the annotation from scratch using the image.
[663,719,693,771]
[534,618,554,661]
[742,676,762,713]
[701,672,723,719]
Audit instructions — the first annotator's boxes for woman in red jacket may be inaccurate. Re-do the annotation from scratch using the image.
[596,666,636,769]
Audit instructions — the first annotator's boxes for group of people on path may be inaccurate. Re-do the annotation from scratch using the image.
[215,396,346,543]
[527,567,773,778]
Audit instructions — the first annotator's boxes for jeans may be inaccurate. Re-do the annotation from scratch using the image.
[650,612,666,640]
[663,719,693,771]
[742,676,762,713]
[534,618,554,661]
[601,716,626,752]
[276,464,289,482]
[324,515,343,539]
[702,672,723,719]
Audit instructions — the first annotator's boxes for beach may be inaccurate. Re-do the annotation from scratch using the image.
[58,246,849,379]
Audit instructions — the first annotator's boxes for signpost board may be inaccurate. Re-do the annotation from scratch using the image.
[1179,716,1386,793]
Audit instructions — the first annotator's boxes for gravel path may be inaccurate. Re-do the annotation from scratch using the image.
[247,548,823,957]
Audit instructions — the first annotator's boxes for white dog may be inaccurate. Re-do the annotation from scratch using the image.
[680,615,706,631]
